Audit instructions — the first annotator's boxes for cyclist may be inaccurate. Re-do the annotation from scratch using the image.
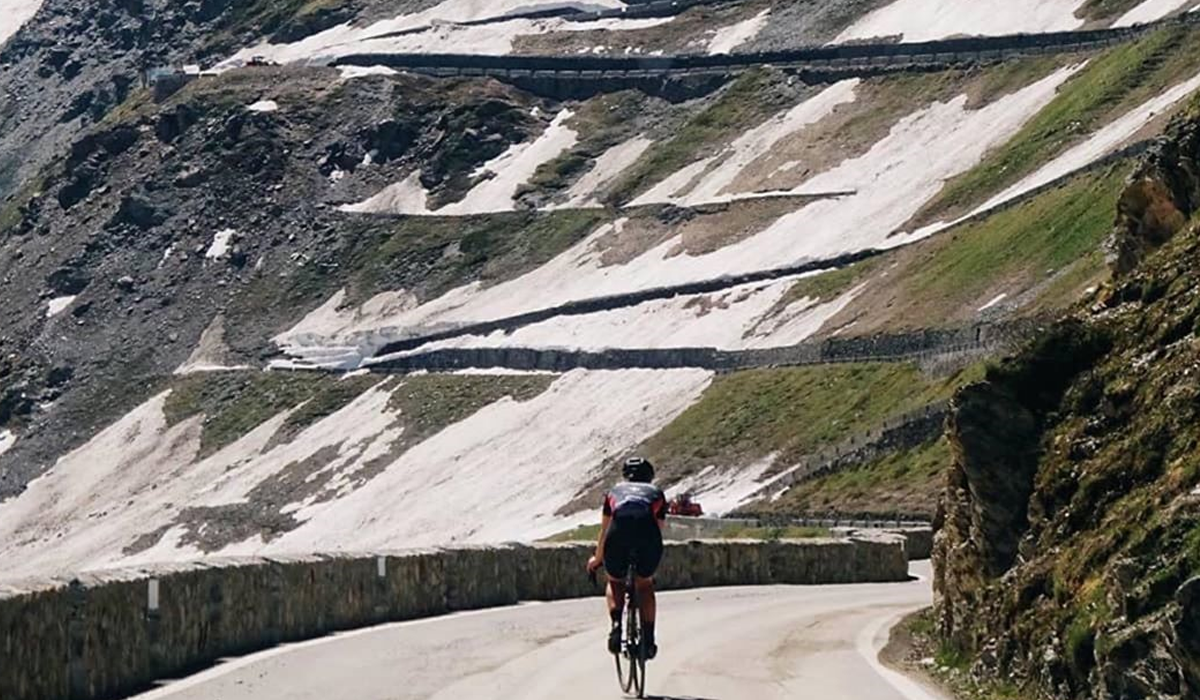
[586,457,667,660]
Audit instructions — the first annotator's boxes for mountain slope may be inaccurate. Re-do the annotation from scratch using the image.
[934,95,1200,699]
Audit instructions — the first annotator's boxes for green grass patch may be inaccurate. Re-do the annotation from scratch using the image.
[388,374,556,446]
[344,209,608,306]
[165,371,382,457]
[228,208,607,334]
[643,362,978,481]
[780,258,881,306]
[759,437,952,519]
[200,0,354,54]
[522,91,650,197]
[606,69,792,204]
[920,25,1200,221]
[903,164,1129,316]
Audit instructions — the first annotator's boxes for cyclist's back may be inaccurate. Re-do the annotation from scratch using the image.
[605,481,666,522]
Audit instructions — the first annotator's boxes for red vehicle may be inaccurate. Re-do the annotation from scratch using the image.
[668,493,704,517]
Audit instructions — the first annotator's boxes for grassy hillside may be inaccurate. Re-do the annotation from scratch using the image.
[917,23,1200,223]
[799,161,1130,337]
[934,99,1200,698]
[753,438,951,519]
[641,361,980,484]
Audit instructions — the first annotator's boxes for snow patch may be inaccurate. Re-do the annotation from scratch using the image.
[337,65,398,80]
[46,295,77,318]
[390,277,863,355]
[217,1,664,68]
[0,0,42,47]
[0,430,15,458]
[348,108,578,216]
[340,172,431,215]
[247,100,279,113]
[558,135,654,208]
[442,108,578,214]
[0,367,712,577]
[835,0,1086,43]
[636,79,861,206]
[273,368,712,552]
[1115,0,1197,25]
[205,228,237,259]
[708,8,770,55]
[667,453,778,516]
[978,293,1008,312]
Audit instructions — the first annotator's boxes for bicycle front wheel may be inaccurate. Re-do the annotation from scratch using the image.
[627,604,645,698]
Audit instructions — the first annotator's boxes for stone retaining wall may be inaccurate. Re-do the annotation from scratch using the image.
[659,518,933,560]
[0,539,906,700]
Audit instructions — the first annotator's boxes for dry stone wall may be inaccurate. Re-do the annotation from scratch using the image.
[0,539,906,700]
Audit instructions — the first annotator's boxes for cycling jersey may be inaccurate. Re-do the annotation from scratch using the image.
[601,482,666,578]
[603,482,667,521]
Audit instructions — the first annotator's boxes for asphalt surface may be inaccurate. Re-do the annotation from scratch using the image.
[135,562,946,700]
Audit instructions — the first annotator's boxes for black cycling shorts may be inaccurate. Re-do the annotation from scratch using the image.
[603,514,663,579]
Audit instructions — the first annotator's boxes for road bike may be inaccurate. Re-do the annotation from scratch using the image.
[592,556,648,698]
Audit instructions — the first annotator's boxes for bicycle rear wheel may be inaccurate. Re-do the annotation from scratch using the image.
[627,593,646,698]
[622,595,638,695]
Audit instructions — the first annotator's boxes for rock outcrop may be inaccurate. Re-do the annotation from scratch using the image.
[935,95,1200,699]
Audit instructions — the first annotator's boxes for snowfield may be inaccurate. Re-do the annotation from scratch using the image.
[708,9,771,55]
[217,0,667,68]
[1116,0,1200,26]
[968,70,1200,221]
[347,108,579,215]
[0,0,42,47]
[835,0,1086,43]
[0,369,710,578]
[380,277,863,357]
[284,66,1077,359]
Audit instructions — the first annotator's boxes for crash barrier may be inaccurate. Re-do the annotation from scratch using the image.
[366,319,1042,373]
[332,10,1200,82]
[0,539,907,700]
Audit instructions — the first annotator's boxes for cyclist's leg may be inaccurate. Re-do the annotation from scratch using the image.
[603,520,631,653]
[634,575,656,624]
[632,517,664,658]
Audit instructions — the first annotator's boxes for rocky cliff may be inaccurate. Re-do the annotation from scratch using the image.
[935,95,1200,699]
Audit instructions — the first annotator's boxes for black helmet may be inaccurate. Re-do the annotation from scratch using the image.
[622,457,655,483]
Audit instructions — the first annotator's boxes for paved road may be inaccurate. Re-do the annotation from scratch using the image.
[136,562,945,700]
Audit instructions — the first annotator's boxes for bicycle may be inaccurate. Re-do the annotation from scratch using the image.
[592,555,648,698]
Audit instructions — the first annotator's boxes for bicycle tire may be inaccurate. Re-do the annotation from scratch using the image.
[624,584,639,695]
[627,567,646,699]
